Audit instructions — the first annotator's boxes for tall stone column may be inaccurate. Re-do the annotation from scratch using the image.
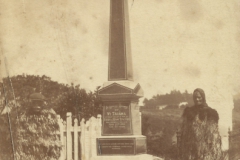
[94,0,153,160]
[108,0,133,81]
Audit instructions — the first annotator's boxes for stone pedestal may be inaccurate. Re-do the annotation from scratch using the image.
[97,81,149,158]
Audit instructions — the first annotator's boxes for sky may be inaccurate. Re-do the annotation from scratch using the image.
[1,0,240,149]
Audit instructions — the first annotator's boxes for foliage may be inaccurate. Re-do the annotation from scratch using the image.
[0,113,15,160]
[230,97,240,160]
[0,74,102,121]
[233,98,240,131]
[141,91,192,159]
[54,85,102,121]
[0,106,61,159]
[142,109,182,159]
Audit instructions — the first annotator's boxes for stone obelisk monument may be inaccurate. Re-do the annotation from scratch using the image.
[95,0,153,160]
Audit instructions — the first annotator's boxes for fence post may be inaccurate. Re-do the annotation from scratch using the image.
[89,118,92,158]
[139,112,142,134]
[63,121,67,160]
[66,112,72,160]
[80,118,85,160]
[85,121,90,160]
[97,114,102,137]
[74,118,78,160]
[57,115,64,160]
[90,117,97,158]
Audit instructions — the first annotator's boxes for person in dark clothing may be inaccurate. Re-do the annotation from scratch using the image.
[179,88,223,160]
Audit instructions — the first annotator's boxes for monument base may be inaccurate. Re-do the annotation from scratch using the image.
[90,154,154,160]
[97,135,147,156]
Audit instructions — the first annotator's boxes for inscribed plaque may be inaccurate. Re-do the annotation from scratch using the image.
[97,138,135,155]
[102,104,132,135]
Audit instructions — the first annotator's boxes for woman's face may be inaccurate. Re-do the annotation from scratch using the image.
[193,91,203,106]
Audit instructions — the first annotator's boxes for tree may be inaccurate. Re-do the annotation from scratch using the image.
[0,74,102,121]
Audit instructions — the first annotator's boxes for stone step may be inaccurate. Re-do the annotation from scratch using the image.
[90,154,161,160]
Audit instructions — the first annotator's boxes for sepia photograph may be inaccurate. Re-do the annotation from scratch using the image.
[0,0,240,159]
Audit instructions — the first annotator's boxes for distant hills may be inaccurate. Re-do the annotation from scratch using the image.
[142,90,194,110]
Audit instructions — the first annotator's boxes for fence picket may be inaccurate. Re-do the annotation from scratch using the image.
[89,118,92,158]
[80,118,85,160]
[66,112,72,160]
[85,121,90,160]
[63,121,67,160]
[139,112,142,134]
[97,114,102,137]
[90,117,97,157]
[57,115,64,160]
[74,118,78,160]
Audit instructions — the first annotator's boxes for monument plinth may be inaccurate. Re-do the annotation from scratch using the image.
[98,81,143,136]
[97,80,146,157]
[94,0,152,159]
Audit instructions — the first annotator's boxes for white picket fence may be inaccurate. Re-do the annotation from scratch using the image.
[57,112,102,160]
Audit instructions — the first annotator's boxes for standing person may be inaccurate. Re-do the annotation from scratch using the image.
[179,88,223,160]
[15,93,62,160]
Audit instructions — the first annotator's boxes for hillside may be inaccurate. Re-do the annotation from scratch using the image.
[142,108,184,159]
[141,92,240,159]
